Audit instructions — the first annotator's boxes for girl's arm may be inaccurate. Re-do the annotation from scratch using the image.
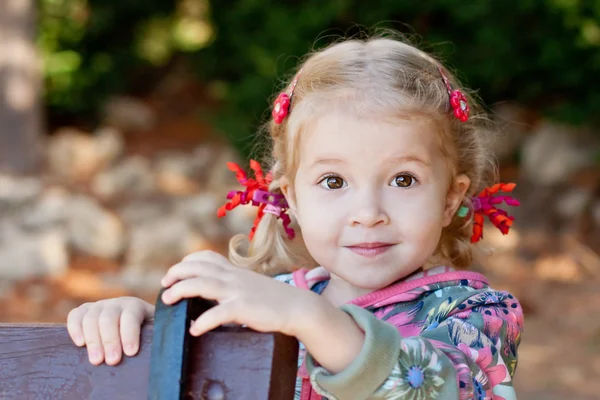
[303,290,523,400]
[291,294,367,374]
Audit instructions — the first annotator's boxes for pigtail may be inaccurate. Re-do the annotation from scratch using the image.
[227,162,316,276]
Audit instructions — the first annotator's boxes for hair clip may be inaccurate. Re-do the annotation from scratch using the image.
[217,160,295,240]
[439,67,470,122]
[272,68,303,124]
[459,183,520,243]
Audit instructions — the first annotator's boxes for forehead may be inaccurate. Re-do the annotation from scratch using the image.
[298,111,444,167]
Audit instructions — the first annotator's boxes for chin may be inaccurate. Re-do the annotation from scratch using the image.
[341,271,405,291]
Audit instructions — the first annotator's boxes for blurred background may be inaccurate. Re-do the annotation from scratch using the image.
[1,1,599,399]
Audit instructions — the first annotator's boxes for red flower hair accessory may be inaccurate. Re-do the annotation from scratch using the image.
[272,68,303,124]
[469,183,520,243]
[217,160,295,240]
[439,67,470,122]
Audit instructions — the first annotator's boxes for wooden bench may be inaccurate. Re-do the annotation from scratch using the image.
[0,289,299,399]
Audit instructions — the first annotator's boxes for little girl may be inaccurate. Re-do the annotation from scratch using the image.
[67,35,524,400]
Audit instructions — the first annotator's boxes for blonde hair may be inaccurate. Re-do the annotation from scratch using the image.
[229,33,497,275]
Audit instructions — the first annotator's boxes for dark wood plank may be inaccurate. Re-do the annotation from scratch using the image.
[148,288,215,399]
[0,323,298,399]
[0,323,153,400]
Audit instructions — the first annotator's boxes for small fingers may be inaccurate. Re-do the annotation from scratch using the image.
[190,303,236,336]
[120,308,144,356]
[161,259,227,289]
[81,305,104,365]
[161,251,231,287]
[98,306,124,366]
[162,276,226,305]
[67,303,90,347]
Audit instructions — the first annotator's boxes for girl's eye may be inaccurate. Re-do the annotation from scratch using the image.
[391,174,416,188]
[319,176,346,190]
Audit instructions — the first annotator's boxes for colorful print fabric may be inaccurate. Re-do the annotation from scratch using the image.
[275,266,524,400]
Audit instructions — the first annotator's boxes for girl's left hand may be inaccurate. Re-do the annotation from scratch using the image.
[160,250,318,337]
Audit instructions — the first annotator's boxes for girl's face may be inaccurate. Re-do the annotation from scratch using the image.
[282,111,469,290]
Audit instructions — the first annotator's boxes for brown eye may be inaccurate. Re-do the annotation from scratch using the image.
[392,174,415,188]
[319,176,346,190]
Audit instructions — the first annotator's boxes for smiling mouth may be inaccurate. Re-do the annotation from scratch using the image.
[345,242,395,257]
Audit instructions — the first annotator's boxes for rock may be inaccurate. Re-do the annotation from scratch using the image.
[555,188,593,220]
[182,230,215,254]
[103,96,156,131]
[92,156,155,199]
[20,185,70,230]
[534,254,583,283]
[67,195,126,259]
[175,192,240,241]
[0,224,68,280]
[47,128,100,182]
[0,173,43,208]
[47,127,126,183]
[122,214,209,292]
[94,126,125,168]
[121,226,217,293]
[118,198,171,225]
[492,103,532,161]
[154,151,200,195]
[521,121,599,185]
[222,204,256,237]
[192,145,219,179]
[206,147,243,190]
[120,268,165,293]
[123,215,190,271]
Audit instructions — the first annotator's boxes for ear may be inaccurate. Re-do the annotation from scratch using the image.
[279,176,297,216]
[443,174,471,227]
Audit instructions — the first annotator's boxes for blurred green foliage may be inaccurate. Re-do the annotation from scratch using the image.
[39,0,212,122]
[40,0,600,155]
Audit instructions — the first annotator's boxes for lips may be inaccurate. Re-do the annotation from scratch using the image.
[345,242,395,257]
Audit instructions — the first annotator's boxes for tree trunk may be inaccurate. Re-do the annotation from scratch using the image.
[0,0,42,174]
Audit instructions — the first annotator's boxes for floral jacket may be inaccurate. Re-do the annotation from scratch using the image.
[274,265,524,400]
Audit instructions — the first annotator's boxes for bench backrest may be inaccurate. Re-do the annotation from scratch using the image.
[0,291,299,399]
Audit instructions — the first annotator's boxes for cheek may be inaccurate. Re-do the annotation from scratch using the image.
[294,190,325,229]
[390,189,447,234]
[297,200,336,229]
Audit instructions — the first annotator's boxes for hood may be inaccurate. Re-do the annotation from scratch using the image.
[292,265,490,309]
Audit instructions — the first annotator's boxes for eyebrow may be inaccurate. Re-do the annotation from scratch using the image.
[309,155,431,168]
[386,155,432,167]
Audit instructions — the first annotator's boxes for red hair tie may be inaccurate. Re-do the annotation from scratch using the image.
[217,160,295,240]
[439,67,470,122]
[469,183,520,243]
[272,68,303,124]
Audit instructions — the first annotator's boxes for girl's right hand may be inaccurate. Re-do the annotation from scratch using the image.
[67,297,155,366]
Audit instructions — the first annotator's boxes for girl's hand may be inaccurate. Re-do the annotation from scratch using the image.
[67,297,155,366]
[160,251,317,338]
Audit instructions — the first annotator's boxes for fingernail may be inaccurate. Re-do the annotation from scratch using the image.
[124,343,137,355]
[74,335,84,346]
[105,344,119,361]
[89,349,101,364]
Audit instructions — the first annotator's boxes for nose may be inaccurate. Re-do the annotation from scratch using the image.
[348,191,390,227]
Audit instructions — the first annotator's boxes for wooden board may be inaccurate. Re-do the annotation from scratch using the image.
[0,323,299,399]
